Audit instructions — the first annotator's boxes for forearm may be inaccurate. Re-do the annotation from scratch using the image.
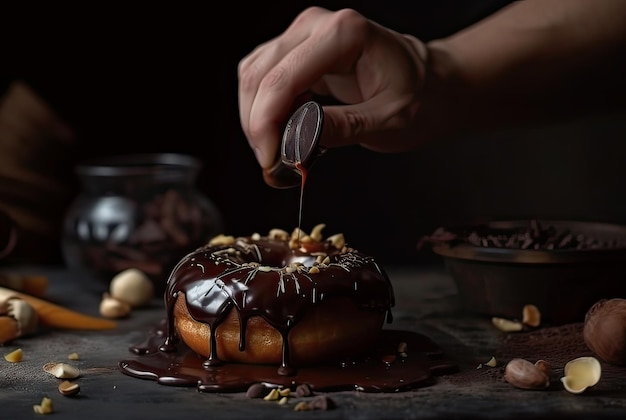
[421,0,626,138]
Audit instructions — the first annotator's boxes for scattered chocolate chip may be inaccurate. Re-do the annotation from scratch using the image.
[246,383,266,399]
[295,383,313,397]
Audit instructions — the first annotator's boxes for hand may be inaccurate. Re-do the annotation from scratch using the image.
[238,6,429,169]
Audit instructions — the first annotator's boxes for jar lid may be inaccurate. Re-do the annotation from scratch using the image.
[75,153,201,177]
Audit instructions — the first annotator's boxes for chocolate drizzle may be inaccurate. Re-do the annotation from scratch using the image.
[158,232,395,376]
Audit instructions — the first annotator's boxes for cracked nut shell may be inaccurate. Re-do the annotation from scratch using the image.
[504,358,550,390]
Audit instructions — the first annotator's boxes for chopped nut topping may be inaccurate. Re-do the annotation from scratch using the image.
[269,229,289,241]
[290,228,304,240]
[328,233,346,249]
[310,224,326,242]
[208,234,236,246]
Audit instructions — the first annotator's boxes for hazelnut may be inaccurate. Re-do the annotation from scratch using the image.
[110,268,154,308]
[504,358,550,390]
[583,298,626,365]
[100,294,131,319]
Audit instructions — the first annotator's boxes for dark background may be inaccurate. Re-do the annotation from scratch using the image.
[3,0,626,267]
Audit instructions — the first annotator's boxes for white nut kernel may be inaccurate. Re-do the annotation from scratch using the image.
[309,223,326,242]
[485,356,498,367]
[263,388,280,401]
[269,229,289,241]
[327,233,346,249]
[33,396,54,414]
[208,234,236,246]
[4,347,23,362]
[7,298,39,336]
[43,362,81,379]
[99,294,131,319]
[110,268,154,307]
[560,356,601,394]
[492,317,524,332]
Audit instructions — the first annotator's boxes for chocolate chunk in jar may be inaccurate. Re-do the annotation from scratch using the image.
[62,153,223,296]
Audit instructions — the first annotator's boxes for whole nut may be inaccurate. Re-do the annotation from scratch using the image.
[504,358,550,390]
[99,294,131,319]
[583,298,626,365]
[110,268,154,308]
[43,362,81,379]
[58,380,80,397]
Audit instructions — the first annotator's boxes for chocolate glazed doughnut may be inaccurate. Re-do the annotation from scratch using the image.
[158,224,395,376]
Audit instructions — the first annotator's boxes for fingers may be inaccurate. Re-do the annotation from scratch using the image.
[239,7,370,168]
[238,6,428,169]
[238,7,332,168]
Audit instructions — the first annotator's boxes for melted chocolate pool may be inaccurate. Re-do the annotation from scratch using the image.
[119,323,457,393]
[118,231,456,392]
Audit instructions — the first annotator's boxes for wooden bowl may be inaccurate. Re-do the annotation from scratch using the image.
[428,220,626,324]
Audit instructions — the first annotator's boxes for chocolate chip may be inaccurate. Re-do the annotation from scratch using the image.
[295,383,313,397]
[245,383,266,399]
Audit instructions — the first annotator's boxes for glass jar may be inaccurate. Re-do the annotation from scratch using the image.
[62,153,223,296]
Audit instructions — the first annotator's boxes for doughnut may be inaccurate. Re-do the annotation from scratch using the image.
[159,223,395,375]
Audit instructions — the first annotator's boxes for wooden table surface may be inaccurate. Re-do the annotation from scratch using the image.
[1,265,625,419]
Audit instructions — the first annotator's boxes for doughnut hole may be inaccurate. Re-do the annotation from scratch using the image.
[173,293,386,365]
